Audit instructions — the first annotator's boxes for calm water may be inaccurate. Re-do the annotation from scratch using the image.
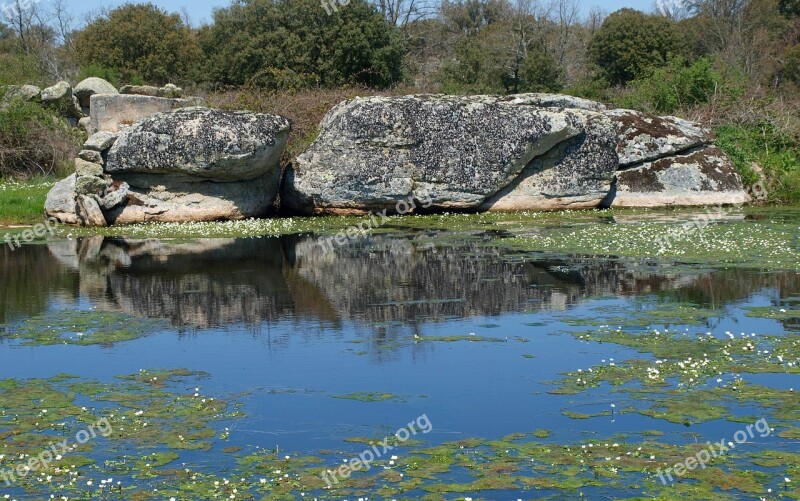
[0,222,798,499]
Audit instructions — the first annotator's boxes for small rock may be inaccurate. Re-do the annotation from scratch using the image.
[161,83,183,98]
[78,149,103,164]
[84,131,118,152]
[75,175,107,196]
[78,117,92,133]
[75,158,104,177]
[77,195,107,227]
[96,182,129,210]
[73,77,118,108]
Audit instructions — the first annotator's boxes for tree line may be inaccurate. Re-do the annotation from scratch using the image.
[0,0,797,102]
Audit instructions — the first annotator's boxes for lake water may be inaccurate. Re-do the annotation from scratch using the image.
[0,209,798,499]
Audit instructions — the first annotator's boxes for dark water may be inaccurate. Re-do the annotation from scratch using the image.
[0,231,798,498]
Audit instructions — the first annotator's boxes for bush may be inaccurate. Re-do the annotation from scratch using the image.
[0,94,82,179]
[0,53,46,86]
[73,3,203,86]
[715,124,800,204]
[618,57,721,114]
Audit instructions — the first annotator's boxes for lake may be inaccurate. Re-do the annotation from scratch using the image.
[0,208,798,499]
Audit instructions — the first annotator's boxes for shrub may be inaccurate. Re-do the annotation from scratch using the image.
[619,57,721,114]
[0,94,82,179]
[715,123,800,204]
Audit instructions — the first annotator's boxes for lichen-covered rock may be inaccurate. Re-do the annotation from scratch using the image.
[78,150,103,164]
[608,146,751,207]
[84,132,118,152]
[481,112,619,211]
[104,172,279,224]
[75,175,107,196]
[282,94,614,215]
[75,158,103,177]
[606,109,712,167]
[44,174,79,225]
[504,93,607,111]
[96,182,129,210]
[40,81,84,119]
[105,107,290,182]
[74,77,118,108]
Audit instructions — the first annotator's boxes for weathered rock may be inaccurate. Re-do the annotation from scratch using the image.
[75,158,104,177]
[84,132,118,152]
[78,117,92,133]
[78,149,103,164]
[40,81,84,119]
[44,174,80,225]
[2,84,41,101]
[105,107,291,182]
[74,77,118,108]
[481,112,619,211]
[607,146,751,207]
[120,84,183,98]
[77,195,107,227]
[504,93,607,111]
[90,94,203,133]
[96,182,129,210]
[104,172,279,224]
[75,175,107,196]
[282,94,610,214]
[606,109,713,167]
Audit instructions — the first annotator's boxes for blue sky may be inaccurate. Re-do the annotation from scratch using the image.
[68,0,655,27]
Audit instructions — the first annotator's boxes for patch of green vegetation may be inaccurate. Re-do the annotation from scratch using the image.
[332,392,405,403]
[745,306,800,320]
[1,309,167,346]
[715,124,800,204]
[0,177,58,225]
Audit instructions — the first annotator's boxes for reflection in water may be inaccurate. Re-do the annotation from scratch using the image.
[0,234,797,330]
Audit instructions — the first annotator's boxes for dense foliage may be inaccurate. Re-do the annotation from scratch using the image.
[198,0,403,89]
[73,4,202,85]
[587,9,684,86]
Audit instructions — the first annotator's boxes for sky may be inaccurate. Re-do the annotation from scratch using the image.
[65,0,657,27]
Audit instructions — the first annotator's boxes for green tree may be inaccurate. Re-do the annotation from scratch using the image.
[73,3,202,85]
[587,8,684,86]
[199,0,403,90]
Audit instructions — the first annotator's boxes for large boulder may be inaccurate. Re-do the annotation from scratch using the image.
[90,94,203,133]
[282,94,619,214]
[74,77,118,109]
[44,174,79,225]
[608,146,751,207]
[105,107,291,182]
[104,172,279,224]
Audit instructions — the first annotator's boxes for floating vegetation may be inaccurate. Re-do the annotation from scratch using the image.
[332,392,405,403]
[0,309,167,346]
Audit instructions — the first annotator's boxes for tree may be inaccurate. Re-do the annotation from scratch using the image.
[73,3,202,85]
[587,8,684,86]
[199,0,403,90]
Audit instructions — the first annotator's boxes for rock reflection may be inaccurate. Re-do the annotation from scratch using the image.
[0,234,784,330]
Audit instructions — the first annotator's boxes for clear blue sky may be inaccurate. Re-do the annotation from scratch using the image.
[68,0,655,27]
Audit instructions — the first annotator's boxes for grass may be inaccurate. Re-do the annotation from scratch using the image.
[0,176,57,224]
